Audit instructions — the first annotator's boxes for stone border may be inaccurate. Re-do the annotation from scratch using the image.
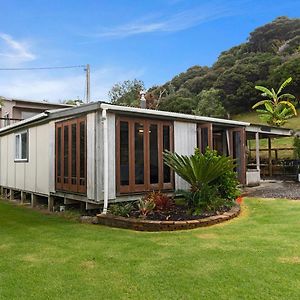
[97,205,240,231]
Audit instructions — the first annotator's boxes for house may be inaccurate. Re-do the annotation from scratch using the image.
[0,97,72,128]
[0,101,294,212]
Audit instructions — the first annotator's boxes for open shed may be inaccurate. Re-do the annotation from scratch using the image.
[245,124,295,185]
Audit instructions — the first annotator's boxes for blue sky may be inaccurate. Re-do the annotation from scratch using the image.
[0,0,299,102]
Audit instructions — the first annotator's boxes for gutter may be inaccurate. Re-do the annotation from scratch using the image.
[101,108,109,214]
[0,112,49,135]
[100,103,250,127]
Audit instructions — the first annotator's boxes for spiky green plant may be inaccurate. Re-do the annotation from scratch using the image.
[252,77,297,127]
[163,149,235,192]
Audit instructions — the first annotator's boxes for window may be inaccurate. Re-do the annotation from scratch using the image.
[3,113,10,127]
[197,123,213,153]
[15,131,28,161]
[55,117,86,194]
[116,117,174,194]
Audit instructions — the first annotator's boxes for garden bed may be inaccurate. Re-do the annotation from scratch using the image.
[97,205,240,231]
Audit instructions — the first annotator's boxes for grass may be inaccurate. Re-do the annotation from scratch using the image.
[1,198,300,299]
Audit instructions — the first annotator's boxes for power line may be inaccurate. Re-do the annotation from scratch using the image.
[0,64,91,103]
[0,65,86,71]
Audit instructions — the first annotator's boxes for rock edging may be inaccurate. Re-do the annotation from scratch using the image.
[96,205,240,231]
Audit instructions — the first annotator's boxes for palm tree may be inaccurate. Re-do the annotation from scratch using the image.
[252,77,297,127]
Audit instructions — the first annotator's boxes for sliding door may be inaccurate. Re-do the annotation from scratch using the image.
[116,117,174,194]
[55,117,87,194]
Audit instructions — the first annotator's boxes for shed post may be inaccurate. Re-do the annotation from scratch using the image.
[9,189,14,201]
[255,132,260,171]
[48,195,54,212]
[20,191,25,204]
[31,193,37,208]
[268,137,272,177]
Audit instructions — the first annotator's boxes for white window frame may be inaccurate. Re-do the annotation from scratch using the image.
[15,130,29,162]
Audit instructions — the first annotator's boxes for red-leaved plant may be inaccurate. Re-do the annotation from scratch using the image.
[144,191,173,211]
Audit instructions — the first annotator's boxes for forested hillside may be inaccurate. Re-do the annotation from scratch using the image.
[149,17,300,116]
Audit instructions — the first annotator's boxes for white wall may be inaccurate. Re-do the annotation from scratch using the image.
[0,123,50,195]
[107,112,116,200]
[174,121,197,190]
[87,112,96,200]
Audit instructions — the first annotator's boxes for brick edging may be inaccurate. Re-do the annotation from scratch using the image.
[96,205,240,231]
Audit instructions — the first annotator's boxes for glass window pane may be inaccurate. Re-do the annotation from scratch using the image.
[135,122,144,184]
[80,122,85,181]
[64,126,69,182]
[163,125,171,183]
[71,124,77,180]
[15,135,20,159]
[201,127,208,153]
[57,128,62,176]
[150,124,159,184]
[120,121,129,185]
[21,133,27,159]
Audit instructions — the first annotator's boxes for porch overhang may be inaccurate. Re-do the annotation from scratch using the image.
[245,123,295,186]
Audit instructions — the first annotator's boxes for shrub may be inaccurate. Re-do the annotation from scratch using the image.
[109,202,134,217]
[137,198,156,218]
[144,191,172,211]
[163,148,235,192]
[165,148,239,213]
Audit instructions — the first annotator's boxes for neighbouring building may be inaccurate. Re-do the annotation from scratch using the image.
[0,102,294,211]
[0,97,72,128]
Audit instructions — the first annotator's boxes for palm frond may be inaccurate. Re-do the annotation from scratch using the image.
[163,150,235,190]
[255,86,273,98]
[278,93,296,100]
[277,77,292,94]
[279,101,297,116]
[252,100,272,109]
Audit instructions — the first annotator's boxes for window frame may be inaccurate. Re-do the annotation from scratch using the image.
[55,116,87,194]
[116,116,174,195]
[14,130,29,162]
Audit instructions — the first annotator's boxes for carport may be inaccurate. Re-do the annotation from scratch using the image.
[245,124,295,186]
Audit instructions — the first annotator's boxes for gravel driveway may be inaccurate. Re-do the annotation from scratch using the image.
[244,180,300,199]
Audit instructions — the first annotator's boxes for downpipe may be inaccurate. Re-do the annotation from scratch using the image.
[101,108,109,214]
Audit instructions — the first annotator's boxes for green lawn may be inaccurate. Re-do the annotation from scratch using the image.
[1,199,300,299]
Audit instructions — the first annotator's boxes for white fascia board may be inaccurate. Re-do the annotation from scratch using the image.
[100,103,250,127]
[0,112,48,133]
[246,124,293,136]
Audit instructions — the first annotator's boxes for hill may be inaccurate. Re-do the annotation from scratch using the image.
[149,17,300,116]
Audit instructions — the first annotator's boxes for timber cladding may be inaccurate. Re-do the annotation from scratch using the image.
[97,205,241,231]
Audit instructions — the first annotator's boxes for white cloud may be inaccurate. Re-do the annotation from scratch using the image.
[87,5,233,39]
[0,66,145,102]
[0,33,36,65]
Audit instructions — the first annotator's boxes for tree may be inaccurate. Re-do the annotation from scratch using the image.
[252,77,297,127]
[193,89,226,118]
[108,79,145,107]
